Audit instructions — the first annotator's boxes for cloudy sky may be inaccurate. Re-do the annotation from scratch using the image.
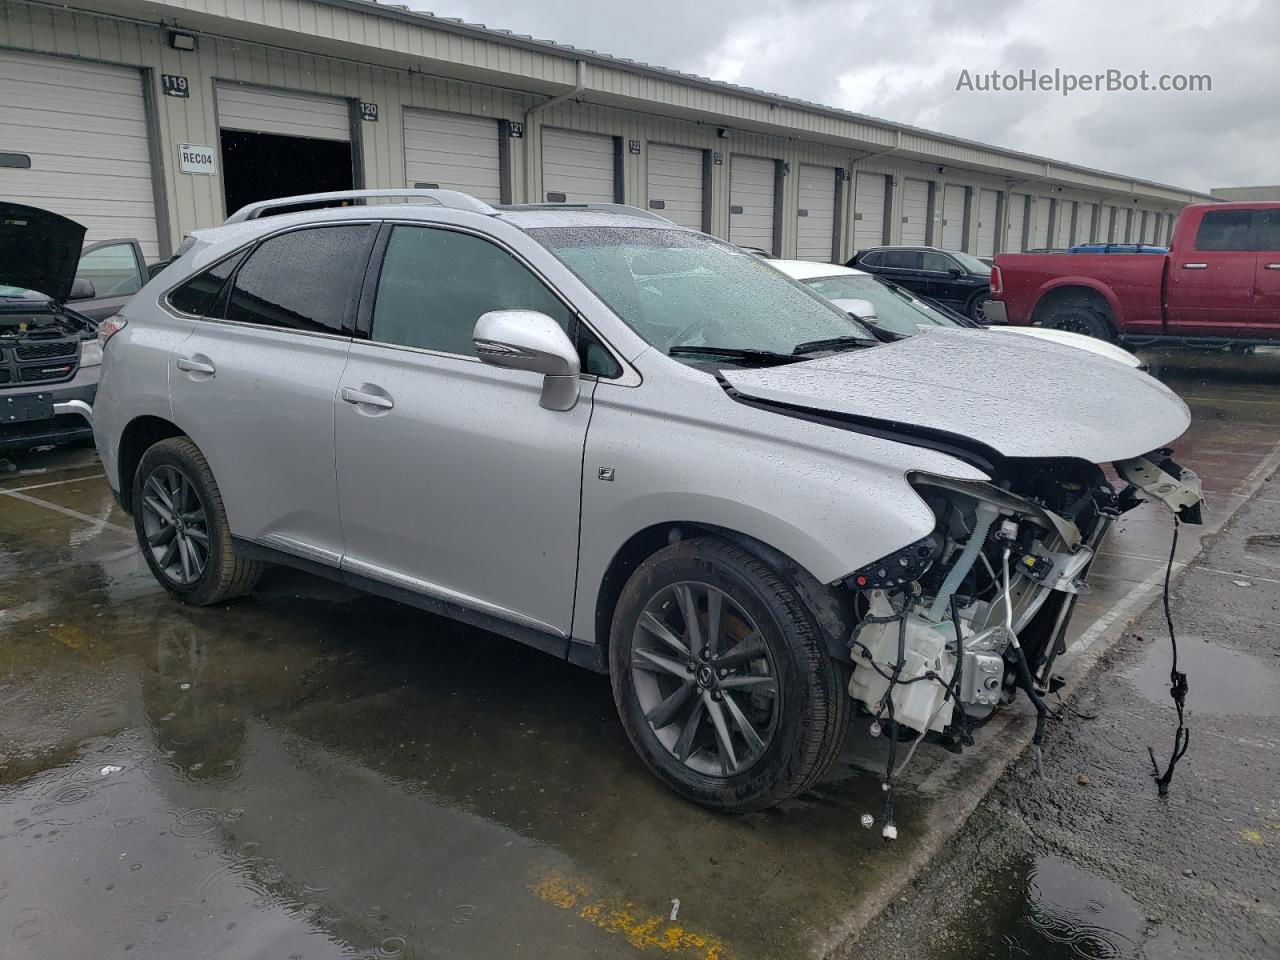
[422,0,1278,192]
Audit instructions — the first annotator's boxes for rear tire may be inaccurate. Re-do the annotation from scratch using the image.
[967,291,992,323]
[609,537,849,812]
[132,437,262,606]
[1039,302,1114,341]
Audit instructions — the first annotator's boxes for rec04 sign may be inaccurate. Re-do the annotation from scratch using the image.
[177,143,217,176]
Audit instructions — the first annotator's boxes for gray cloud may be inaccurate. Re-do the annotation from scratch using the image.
[426,0,1278,191]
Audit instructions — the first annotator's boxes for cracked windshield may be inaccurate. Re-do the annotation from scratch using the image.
[1,2,1276,960]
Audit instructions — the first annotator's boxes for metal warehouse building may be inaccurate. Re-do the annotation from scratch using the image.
[0,0,1211,263]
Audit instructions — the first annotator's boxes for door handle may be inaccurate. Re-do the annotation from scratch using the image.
[341,386,394,410]
[1265,263,1280,270]
[176,356,216,375]
[1181,262,1208,270]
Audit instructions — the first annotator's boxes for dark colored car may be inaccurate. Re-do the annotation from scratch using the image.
[0,203,117,449]
[848,245,994,322]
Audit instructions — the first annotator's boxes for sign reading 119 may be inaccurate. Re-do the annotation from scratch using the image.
[162,74,190,98]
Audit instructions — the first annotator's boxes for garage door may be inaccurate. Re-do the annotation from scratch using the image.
[1102,205,1117,242]
[542,128,616,204]
[853,172,887,250]
[729,155,777,253]
[940,185,966,250]
[796,164,837,261]
[1006,194,1028,252]
[216,83,350,141]
[901,178,930,245]
[1031,197,1051,249]
[1076,203,1095,243]
[0,51,160,258]
[646,143,703,230]
[402,109,501,204]
[975,189,999,257]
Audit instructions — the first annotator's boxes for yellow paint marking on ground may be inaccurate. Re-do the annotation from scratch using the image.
[531,869,738,959]
[1239,829,1266,846]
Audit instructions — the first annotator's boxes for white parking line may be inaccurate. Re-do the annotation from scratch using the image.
[0,489,132,535]
[0,472,106,494]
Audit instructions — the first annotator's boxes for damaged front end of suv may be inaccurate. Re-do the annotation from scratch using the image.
[844,450,1203,838]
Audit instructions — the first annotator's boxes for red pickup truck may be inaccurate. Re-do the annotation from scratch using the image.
[986,202,1280,347]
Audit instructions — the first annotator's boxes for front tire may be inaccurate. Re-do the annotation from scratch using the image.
[609,537,849,812]
[132,437,262,605]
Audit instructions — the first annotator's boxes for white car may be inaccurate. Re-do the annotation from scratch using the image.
[768,260,1143,369]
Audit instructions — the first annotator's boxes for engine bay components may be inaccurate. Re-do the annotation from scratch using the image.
[1116,450,1204,524]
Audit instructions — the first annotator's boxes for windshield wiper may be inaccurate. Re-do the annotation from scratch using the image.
[668,345,801,366]
[790,335,879,355]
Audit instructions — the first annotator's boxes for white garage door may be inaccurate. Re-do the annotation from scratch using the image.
[853,172,886,250]
[216,83,350,141]
[1076,203,1095,243]
[901,178,930,245]
[976,189,999,258]
[402,109,501,205]
[729,155,777,253]
[542,128,615,204]
[0,51,160,258]
[1054,201,1074,248]
[1031,197,1052,249]
[796,164,836,262]
[1006,194,1028,252]
[940,185,966,250]
[646,143,703,230]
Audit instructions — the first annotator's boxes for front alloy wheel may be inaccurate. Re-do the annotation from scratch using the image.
[632,581,779,777]
[140,464,210,585]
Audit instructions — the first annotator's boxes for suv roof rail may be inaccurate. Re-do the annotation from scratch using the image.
[498,202,674,223]
[224,189,496,224]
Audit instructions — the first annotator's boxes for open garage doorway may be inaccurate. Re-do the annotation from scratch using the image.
[220,130,353,217]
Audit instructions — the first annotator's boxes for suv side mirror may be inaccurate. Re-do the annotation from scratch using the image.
[473,309,581,411]
[947,267,964,279]
[69,278,96,300]
[828,298,878,322]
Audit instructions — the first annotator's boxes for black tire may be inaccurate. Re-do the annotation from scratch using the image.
[609,537,849,812]
[967,291,992,323]
[1039,302,1114,341]
[132,436,263,606]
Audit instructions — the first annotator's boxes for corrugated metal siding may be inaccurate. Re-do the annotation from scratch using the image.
[796,163,836,261]
[0,49,160,258]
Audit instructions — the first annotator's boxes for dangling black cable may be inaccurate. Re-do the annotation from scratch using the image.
[879,610,908,840]
[1147,517,1189,797]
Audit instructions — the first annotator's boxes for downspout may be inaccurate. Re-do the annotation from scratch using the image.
[524,59,588,202]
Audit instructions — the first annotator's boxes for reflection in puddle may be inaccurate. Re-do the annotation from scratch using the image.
[1125,636,1279,717]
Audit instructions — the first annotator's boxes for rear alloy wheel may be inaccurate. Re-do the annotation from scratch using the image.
[610,537,849,812]
[968,292,992,323]
[1040,303,1114,341]
[132,437,263,605]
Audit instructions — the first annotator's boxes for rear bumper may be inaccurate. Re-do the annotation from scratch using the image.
[982,299,1008,325]
[0,365,98,447]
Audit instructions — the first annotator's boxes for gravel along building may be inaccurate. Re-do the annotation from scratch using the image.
[0,0,1212,263]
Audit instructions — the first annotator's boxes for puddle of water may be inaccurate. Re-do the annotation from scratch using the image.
[1125,636,1280,717]
[935,854,1146,960]
[1244,534,1280,567]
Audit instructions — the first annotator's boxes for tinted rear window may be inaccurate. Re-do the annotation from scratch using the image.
[1194,210,1254,252]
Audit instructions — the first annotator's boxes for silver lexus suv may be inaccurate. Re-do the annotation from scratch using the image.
[94,190,1201,817]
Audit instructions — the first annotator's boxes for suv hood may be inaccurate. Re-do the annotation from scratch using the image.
[722,327,1189,462]
[0,203,86,303]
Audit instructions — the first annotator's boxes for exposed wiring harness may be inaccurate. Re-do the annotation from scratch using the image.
[1001,547,1052,776]
[1148,517,1189,797]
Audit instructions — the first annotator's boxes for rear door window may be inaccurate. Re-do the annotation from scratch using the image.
[1193,210,1255,252]
[223,225,375,333]
[880,250,922,270]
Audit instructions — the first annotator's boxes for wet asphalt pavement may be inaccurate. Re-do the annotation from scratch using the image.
[2,347,1279,960]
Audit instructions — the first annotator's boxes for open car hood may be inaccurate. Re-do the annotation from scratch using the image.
[722,327,1190,462]
[0,203,86,303]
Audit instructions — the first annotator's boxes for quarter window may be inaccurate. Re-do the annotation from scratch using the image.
[371,225,573,357]
[167,250,248,316]
[1193,210,1254,252]
[224,225,374,333]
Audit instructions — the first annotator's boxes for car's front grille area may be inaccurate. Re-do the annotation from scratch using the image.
[15,341,77,360]
[1,337,80,387]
